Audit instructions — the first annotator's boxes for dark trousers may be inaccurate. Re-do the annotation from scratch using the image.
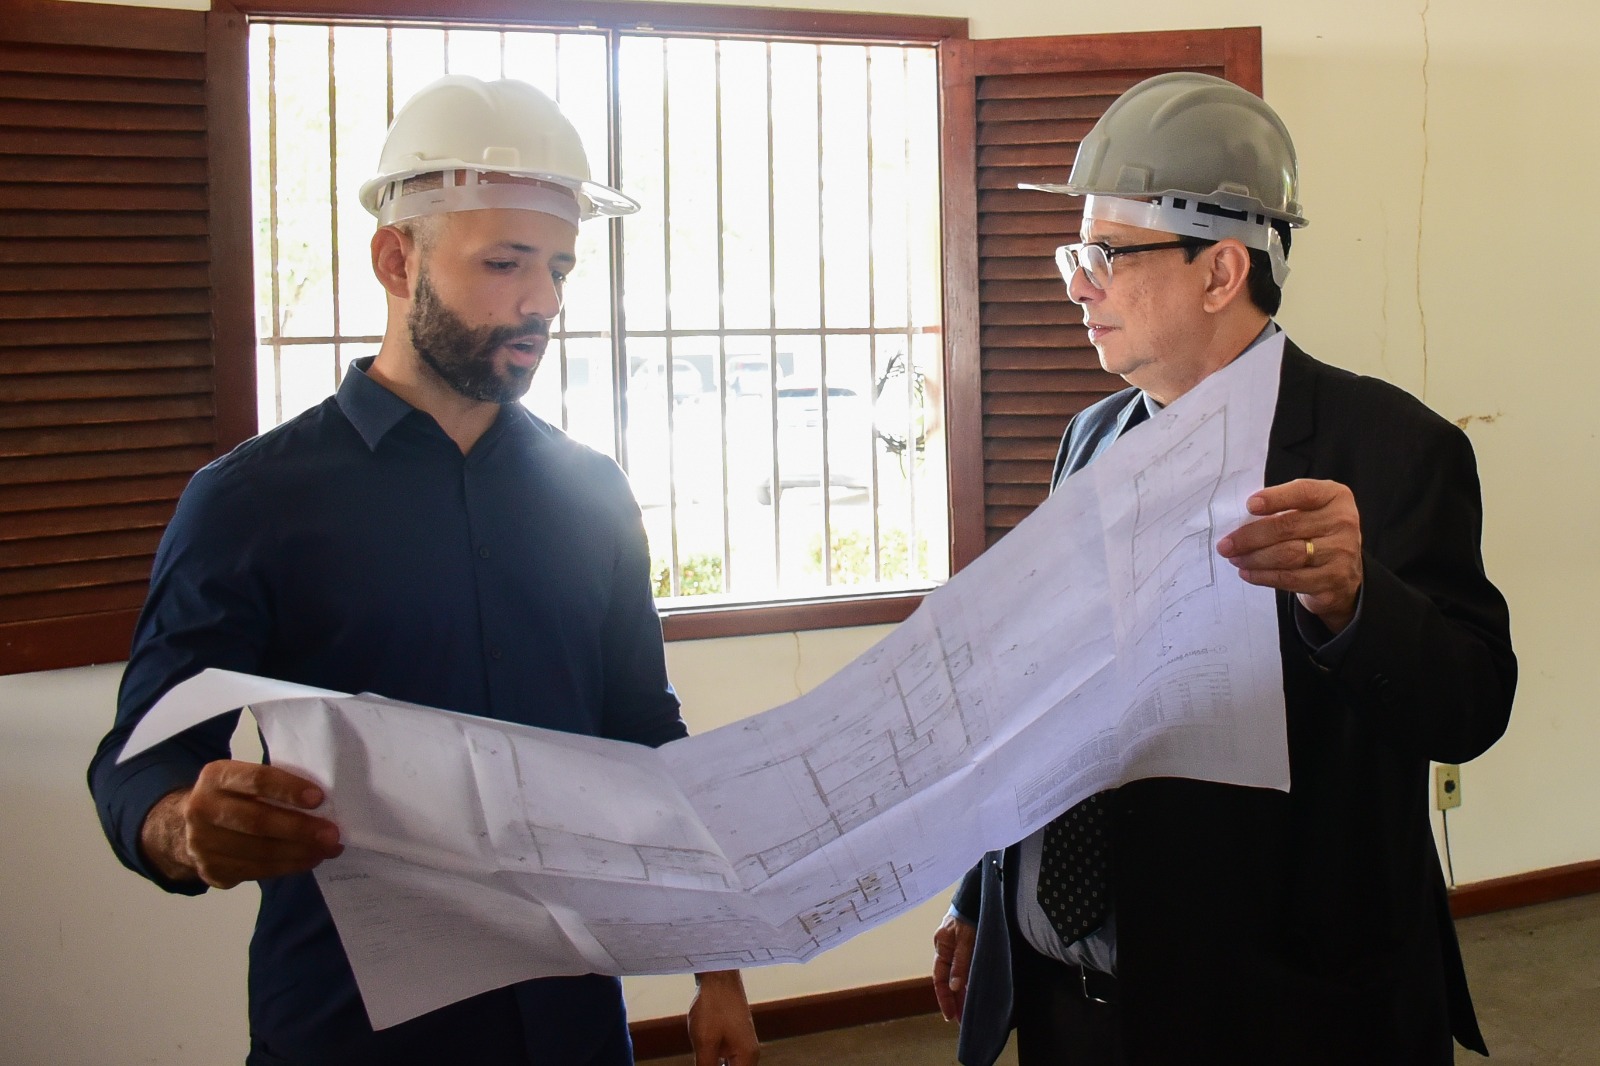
[1013,941,1123,1066]
[247,980,634,1066]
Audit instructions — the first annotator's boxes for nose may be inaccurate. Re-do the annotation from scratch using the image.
[518,270,563,321]
[1065,263,1101,306]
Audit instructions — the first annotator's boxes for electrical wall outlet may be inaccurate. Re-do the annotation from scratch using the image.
[1435,764,1462,810]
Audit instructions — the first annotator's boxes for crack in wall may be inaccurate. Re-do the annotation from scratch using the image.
[1416,0,1433,397]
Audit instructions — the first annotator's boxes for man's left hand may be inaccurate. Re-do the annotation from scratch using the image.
[1217,478,1363,634]
[687,969,760,1066]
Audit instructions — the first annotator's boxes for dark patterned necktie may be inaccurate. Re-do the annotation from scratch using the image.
[1036,790,1113,944]
[1034,396,1146,945]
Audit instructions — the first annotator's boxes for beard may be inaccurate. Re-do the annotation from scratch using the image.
[408,270,549,404]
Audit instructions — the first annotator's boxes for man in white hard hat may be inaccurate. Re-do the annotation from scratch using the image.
[90,76,759,1065]
[930,72,1514,1065]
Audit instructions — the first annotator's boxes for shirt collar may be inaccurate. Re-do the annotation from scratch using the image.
[336,356,544,453]
[337,357,418,451]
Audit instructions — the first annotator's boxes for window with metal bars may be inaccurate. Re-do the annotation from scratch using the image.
[249,20,949,616]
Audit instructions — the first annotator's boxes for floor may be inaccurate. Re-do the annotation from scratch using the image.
[651,894,1600,1065]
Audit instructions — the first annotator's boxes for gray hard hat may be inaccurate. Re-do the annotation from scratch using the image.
[1022,72,1305,283]
[1027,71,1305,225]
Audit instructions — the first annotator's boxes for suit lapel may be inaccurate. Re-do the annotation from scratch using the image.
[1266,339,1318,487]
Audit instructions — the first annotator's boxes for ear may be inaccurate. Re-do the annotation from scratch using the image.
[371,225,417,300]
[1199,239,1253,314]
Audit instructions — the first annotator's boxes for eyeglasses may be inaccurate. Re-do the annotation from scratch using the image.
[1054,238,1210,290]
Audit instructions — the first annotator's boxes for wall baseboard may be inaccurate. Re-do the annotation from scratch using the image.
[630,977,937,1060]
[1447,858,1600,919]
[632,860,1600,1060]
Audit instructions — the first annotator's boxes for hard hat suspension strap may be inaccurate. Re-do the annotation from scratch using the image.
[375,169,582,227]
[1084,195,1289,286]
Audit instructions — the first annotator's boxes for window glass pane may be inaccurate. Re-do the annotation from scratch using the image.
[333,26,390,341]
[250,22,946,615]
[268,25,334,340]
[769,44,821,330]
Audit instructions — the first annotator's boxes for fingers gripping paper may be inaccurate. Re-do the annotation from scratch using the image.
[120,336,1290,1029]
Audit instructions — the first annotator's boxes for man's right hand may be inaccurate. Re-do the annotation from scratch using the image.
[932,912,976,1024]
[140,760,344,889]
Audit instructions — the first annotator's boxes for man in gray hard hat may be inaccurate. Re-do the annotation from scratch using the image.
[90,75,759,1065]
[930,72,1515,1065]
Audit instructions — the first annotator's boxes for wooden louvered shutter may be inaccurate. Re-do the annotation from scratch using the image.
[0,0,255,674]
[941,27,1262,557]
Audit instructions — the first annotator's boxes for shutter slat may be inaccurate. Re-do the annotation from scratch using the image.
[0,472,192,513]
[0,554,161,598]
[2,183,209,212]
[0,341,212,375]
[0,394,215,431]
[983,347,1100,371]
[985,369,1117,394]
[985,438,1059,461]
[0,289,212,319]
[0,230,210,255]
[0,154,209,185]
[0,315,211,346]
[0,576,150,627]
[0,71,207,106]
[0,418,215,458]
[0,444,215,487]
[2,500,179,541]
[3,368,214,400]
[980,278,1071,303]
[0,528,167,570]
[0,263,211,292]
[0,127,205,159]
[0,99,206,132]
[0,42,204,81]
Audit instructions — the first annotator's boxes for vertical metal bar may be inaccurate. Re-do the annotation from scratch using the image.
[266,25,284,426]
[553,32,570,432]
[864,45,882,582]
[764,42,782,585]
[813,44,832,583]
[326,26,343,393]
[903,48,920,581]
[608,30,631,471]
[658,37,682,595]
[713,39,732,593]
[384,26,395,125]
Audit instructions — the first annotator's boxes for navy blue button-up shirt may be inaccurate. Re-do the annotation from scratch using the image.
[89,358,685,1055]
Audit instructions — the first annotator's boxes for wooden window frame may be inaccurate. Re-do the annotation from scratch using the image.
[225,0,973,644]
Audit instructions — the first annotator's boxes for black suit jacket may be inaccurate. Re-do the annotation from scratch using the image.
[954,339,1516,1065]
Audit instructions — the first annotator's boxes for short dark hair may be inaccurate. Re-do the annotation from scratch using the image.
[1182,219,1292,317]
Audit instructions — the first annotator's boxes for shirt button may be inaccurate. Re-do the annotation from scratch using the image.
[478,546,491,559]
[490,646,503,660]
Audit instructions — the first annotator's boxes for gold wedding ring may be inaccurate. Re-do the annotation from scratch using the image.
[1304,539,1316,566]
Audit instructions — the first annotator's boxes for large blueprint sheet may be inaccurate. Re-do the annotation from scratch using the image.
[121,336,1289,1029]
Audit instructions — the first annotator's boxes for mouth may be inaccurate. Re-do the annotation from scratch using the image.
[500,334,547,369]
[1084,321,1116,344]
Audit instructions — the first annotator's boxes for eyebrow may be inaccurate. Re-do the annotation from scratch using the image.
[490,241,577,267]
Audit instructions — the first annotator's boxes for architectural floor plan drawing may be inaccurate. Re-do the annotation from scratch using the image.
[121,336,1292,1032]
[1129,407,1228,625]
[681,624,986,887]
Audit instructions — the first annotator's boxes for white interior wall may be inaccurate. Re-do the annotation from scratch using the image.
[6,0,1596,1061]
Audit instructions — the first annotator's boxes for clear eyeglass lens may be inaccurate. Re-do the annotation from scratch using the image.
[1056,243,1111,288]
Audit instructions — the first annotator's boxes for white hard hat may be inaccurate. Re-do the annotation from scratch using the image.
[359,75,638,224]
[1022,72,1303,285]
